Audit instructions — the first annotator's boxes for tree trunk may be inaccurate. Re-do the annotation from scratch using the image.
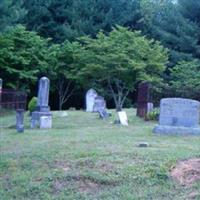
[107,78,129,112]
[116,103,122,112]
[59,98,63,110]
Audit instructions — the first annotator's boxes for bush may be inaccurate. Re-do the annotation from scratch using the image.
[28,97,37,113]
[146,108,160,121]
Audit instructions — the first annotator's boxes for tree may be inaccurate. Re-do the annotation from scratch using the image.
[72,26,168,111]
[0,25,49,91]
[48,41,81,110]
[0,0,26,32]
[138,0,200,66]
[22,0,139,42]
[170,60,200,100]
[178,0,200,26]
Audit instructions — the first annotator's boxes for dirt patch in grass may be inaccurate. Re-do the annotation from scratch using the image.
[78,179,100,193]
[52,175,118,195]
[75,160,115,173]
[171,158,200,186]
[52,160,71,171]
[98,162,114,173]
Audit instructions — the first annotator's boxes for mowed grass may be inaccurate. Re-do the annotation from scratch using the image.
[0,109,200,200]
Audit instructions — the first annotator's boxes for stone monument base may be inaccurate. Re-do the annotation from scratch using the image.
[153,125,200,135]
[31,111,52,128]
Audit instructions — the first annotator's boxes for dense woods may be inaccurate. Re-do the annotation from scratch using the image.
[0,0,199,110]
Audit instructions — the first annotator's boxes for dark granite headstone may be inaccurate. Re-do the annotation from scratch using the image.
[136,82,152,118]
[16,109,24,133]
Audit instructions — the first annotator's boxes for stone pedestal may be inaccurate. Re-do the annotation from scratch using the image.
[40,116,52,129]
[154,125,200,135]
[16,109,24,133]
[31,111,52,128]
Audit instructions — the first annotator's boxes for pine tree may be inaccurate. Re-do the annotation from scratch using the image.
[22,0,139,42]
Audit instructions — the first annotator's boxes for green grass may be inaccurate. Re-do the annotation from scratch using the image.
[0,109,200,200]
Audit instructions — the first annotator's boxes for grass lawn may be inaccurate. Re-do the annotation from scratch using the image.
[0,109,200,200]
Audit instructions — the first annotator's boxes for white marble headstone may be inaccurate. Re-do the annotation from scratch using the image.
[118,111,128,126]
[86,89,98,112]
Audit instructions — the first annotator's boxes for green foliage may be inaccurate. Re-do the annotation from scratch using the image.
[22,0,139,42]
[72,26,168,110]
[47,41,81,109]
[28,97,37,113]
[139,0,200,66]
[170,60,200,100]
[178,0,200,26]
[0,25,50,91]
[0,0,26,32]
[146,108,160,121]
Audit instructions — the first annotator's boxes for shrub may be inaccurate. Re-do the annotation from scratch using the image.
[28,97,37,113]
[146,108,160,121]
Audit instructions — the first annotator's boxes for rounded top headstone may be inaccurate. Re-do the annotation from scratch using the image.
[86,88,97,95]
[40,76,50,82]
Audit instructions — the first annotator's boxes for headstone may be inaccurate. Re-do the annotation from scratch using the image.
[37,77,50,112]
[93,96,110,119]
[16,109,24,133]
[40,116,52,129]
[138,142,149,147]
[153,98,200,135]
[118,111,128,126]
[147,102,154,113]
[31,77,52,128]
[137,82,152,118]
[86,89,98,112]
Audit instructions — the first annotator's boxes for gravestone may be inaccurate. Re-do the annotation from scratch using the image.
[118,111,128,126]
[16,109,24,133]
[147,102,154,113]
[137,82,153,118]
[93,96,110,119]
[86,89,98,112]
[153,98,200,135]
[31,77,52,128]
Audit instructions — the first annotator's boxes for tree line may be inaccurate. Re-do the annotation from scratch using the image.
[0,0,200,110]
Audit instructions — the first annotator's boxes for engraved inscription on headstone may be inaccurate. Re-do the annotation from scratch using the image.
[154,98,200,135]
[86,89,98,112]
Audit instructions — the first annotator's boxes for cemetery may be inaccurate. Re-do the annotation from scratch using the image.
[1,0,200,199]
